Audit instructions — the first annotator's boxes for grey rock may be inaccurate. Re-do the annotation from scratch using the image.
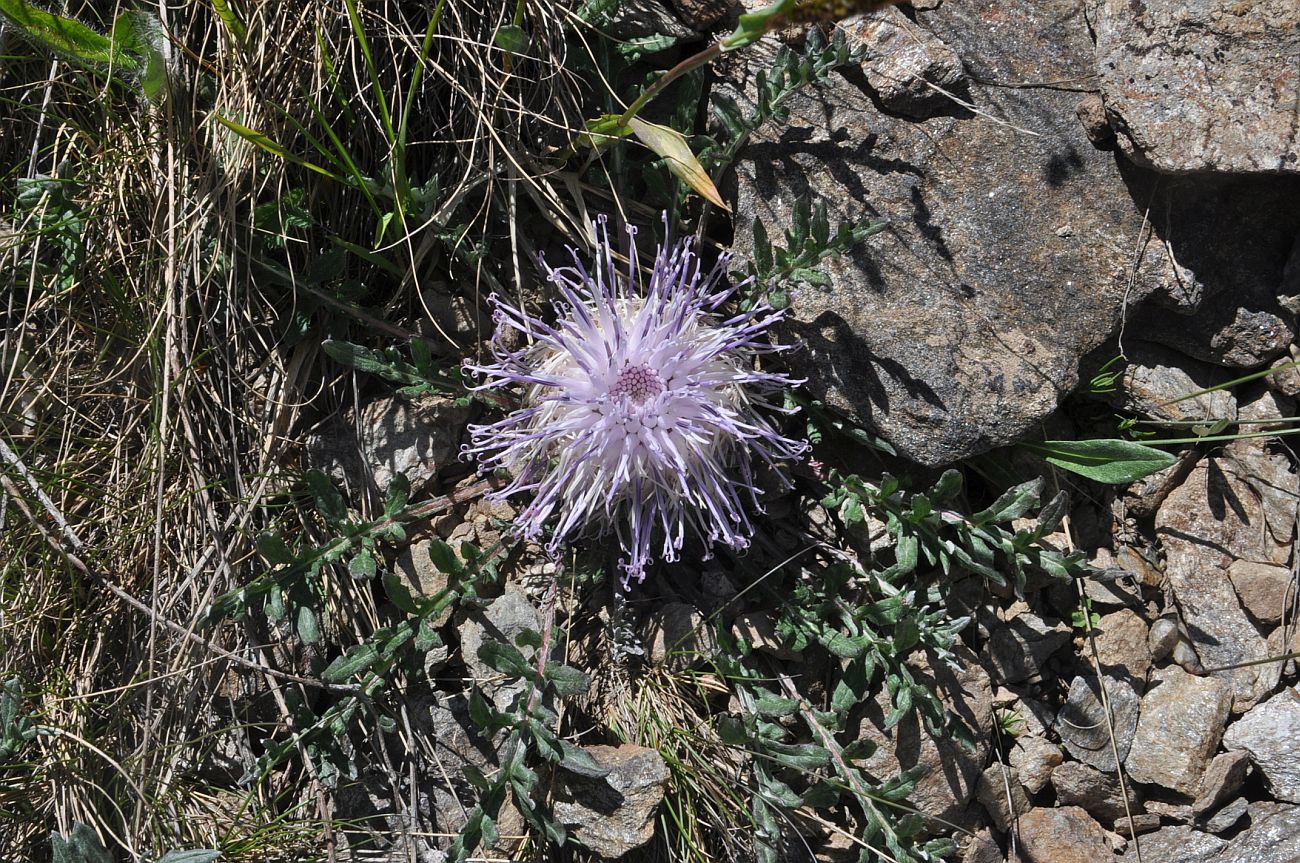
[842,8,965,118]
[958,828,1003,863]
[605,0,695,41]
[306,394,470,500]
[1227,560,1296,627]
[1008,736,1062,795]
[1223,686,1300,803]
[1269,347,1300,397]
[395,539,452,626]
[1107,342,1237,427]
[1113,812,1161,838]
[724,0,1183,466]
[1058,674,1142,772]
[644,602,717,671]
[1148,616,1181,663]
[1052,760,1137,823]
[984,611,1072,685]
[1093,608,1153,684]
[458,591,542,707]
[1172,638,1205,675]
[1193,750,1253,816]
[1125,666,1233,795]
[1120,825,1227,863]
[732,611,797,660]
[1237,384,1294,433]
[1210,805,1300,863]
[1202,796,1249,835]
[666,0,733,29]
[1089,0,1300,174]
[858,647,992,826]
[975,764,1030,832]
[1156,452,1294,708]
[1016,806,1114,863]
[554,744,670,858]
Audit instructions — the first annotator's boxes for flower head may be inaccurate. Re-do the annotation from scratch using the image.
[463,217,808,585]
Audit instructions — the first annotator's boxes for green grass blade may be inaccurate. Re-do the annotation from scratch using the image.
[209,0,246,45]
[215,115,348,183]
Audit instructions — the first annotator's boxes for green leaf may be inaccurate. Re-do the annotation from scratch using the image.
[722,0,795,50]
[972,478,1043,526]
[544,664,590,697]
[753,692,800,717]
[209,0,246,44]
[348,550,376,579]
[384,473,410,516]
[382,572,419,615]
[322,643,380,683]
[158,852,223,863]
[426,538,462,575]
[0,0,132,69]
[1021,439,1177,484]
[305,469,348,525]
[296,605,321,645]
[493,24,529,54]
[477,640,534,679]
[928,468,963,502]
[557,740,611,778]
[627,117,728,211]
[256,533,294,565]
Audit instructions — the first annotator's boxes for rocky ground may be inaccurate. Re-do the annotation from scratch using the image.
[295,0,1300,859]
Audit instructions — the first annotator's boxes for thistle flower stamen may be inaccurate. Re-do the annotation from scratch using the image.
[464,216,808,587]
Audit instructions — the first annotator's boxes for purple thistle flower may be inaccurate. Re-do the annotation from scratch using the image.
[463,217,809,586]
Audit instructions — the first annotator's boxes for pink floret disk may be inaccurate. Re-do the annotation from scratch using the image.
[462,216,809,586]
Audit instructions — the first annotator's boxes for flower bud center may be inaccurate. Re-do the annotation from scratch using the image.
[611,363,665,405]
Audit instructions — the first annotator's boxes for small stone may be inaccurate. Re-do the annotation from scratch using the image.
[959,827,1003,863]
[984,612,1072,685]
[394,539,452,626]
[553,744,670,858]
[1226,560,1295,626]
[1109,342,1238,427]
[1192,750,1253,816]
[458,591,542,703]
[305,394,470,501]
[605,0,695,41]
[732,611,797,660]
[644,602,717,671]
[1112,813,1160,838]
[666,0,733,29]
[1120,825,1227,863]
[1125,666,1233,795]
[1156,451,1294,708]
[1016,806,1113,863]
[1222,686,1300,803]
[1144,799,1194,822]
[975,764,1030,832]
[1236,384,1294,432]
[1148,616,1181,663]
[1093,608,1153,684]
[842,8,965,118]
[1052,761,1136,823]
[1268,349,1300,397]
[1210,805,1300,863]
[1172,638,1204,674]
[1154,613,1185,660]
[1058,675,1141,772]
[1201,796,1249,834]
[1075,93,1114,148]
[1008,737,1063,795]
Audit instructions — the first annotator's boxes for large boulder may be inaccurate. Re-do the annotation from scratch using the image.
[1089,0,1300,175]
[724,0,1300,464]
